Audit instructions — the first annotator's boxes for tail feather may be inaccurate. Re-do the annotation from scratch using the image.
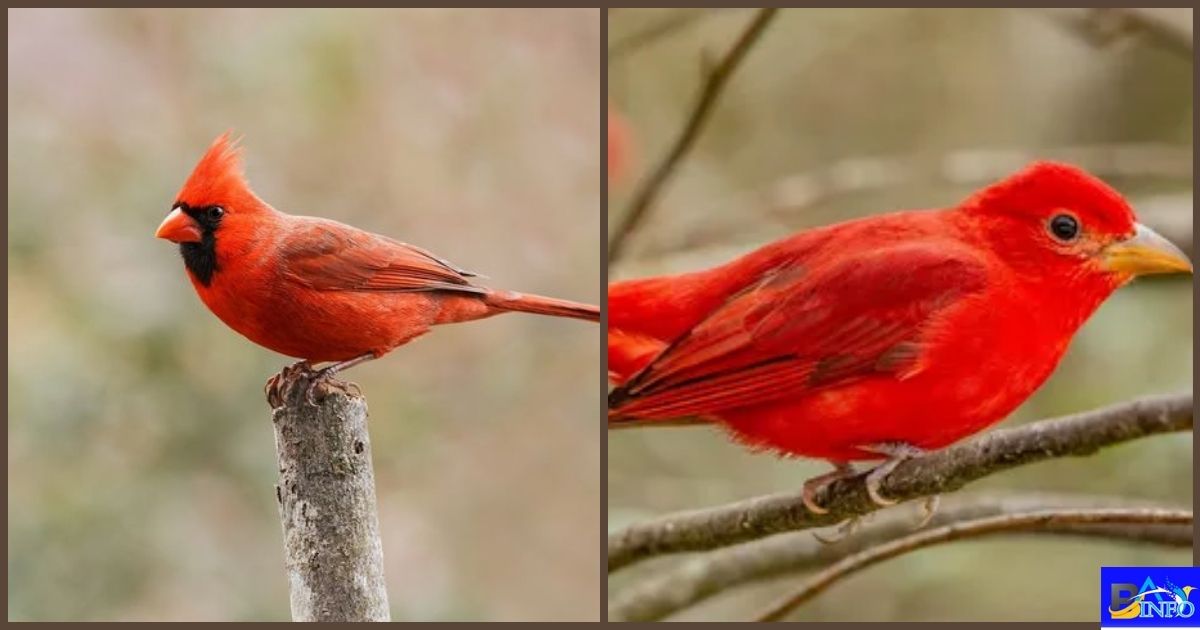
[485,290,600,322]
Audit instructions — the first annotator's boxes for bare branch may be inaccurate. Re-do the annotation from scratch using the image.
[756,507,1193,622]
[608,8,780,263]
[609,492,1191,622]
[268,365,390,622]
[607,392,1192,573]
[608,9,730,58]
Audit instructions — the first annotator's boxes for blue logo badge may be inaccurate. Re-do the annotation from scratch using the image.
[1103,567,1199,627]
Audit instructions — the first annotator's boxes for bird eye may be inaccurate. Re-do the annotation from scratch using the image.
[206,206,225,221]
[1048,213,1079,242]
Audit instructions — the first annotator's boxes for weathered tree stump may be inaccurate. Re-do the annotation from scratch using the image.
[267,363,390,622]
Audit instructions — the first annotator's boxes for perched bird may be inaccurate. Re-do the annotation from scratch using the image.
[157,133,598,400]
[608,162,1191,512]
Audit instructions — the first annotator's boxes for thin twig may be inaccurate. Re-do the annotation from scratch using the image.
[608,8,779,263]
[607,392,1192,573]
[608,9,729,58]
[608,492,1191,622]
[756,508,1193,621]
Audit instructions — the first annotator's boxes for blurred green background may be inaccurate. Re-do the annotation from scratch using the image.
[9,8,600,622]
[608,8,1192,622]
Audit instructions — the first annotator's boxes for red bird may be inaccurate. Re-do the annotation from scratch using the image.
[608,162,1191,511]
[158,133,598,399]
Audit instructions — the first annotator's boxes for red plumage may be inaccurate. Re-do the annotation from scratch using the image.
[158,133,597,367]
[608,162,1191,462]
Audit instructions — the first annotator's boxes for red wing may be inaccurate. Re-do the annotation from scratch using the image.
[610,242,989,418]
[280,219,485,295]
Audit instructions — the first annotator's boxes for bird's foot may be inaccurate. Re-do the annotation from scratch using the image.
[302,369,350,403]
[304,366,362,407]
[859,442,926,508]
[303,353,375,406]
[265,359,365,409]
[801,462,856,515]
[265,361,315,409]
[813,514,867,544]
[914,494,940,530]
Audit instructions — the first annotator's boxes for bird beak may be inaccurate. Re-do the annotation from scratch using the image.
[155,208,202,243]
[1102,223,1193,276]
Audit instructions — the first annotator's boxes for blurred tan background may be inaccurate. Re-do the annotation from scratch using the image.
[608,8,1192,622]
[9,8,600,622]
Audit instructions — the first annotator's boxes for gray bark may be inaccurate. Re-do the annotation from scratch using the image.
[608,391,1192,572]
[268,366,390,622]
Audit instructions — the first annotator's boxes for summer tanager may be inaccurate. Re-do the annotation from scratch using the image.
[608,162,1191,510]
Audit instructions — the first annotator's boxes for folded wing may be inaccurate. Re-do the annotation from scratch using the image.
[279,220,486,295]
[609,242,990,419]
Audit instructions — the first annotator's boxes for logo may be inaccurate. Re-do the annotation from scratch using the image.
[1103,567,1200,627]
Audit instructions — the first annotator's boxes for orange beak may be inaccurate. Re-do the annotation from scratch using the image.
[155,208,202,243]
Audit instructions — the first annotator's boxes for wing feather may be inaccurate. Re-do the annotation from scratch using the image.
[611,242,989,419]
[279,220,485,295]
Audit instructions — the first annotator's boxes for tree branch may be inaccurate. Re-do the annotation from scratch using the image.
[608,8,779,263]
[609,492,1192,622]
[756,507,1193,621]
[607,392,1192,573]
[608,9,728,58]
[268,365,390,622]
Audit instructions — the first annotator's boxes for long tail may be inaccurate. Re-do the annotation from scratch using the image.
[485,290,600,322]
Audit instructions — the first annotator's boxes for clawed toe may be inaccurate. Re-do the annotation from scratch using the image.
[865,475,899,507]
[801,485,830,515]
[860,442,927,508]
[914,494,940,530]
[801,462,855,515]
[813,515,863,544]
[304,379,323,406]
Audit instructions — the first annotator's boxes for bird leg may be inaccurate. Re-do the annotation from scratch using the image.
[858,442,925,506]
[304,353,375,406]
[801,461,856,515]
[859,442,941,529]
[915,494,940,530]
[265,360,316,408]
[813,512,869,544]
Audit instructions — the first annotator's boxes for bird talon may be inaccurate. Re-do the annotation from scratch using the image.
[812,528,841,544]
[801,462,855,515]
[264,373,284,409]
[866,481,899,507]
[860,442,927,509]
[288,360,315,377]
[802,494,830,515]
[914,494,940,530]
[304,381,322,406]
[813,515,862,544]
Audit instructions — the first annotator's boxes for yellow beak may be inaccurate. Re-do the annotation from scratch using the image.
[1103,223,1193,276]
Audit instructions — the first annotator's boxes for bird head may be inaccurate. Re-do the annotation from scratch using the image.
[156,132,272,286]
[960,161,1192,289]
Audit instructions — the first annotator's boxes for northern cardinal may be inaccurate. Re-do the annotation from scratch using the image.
[608,162,1191,511]
[158,133,598,400]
